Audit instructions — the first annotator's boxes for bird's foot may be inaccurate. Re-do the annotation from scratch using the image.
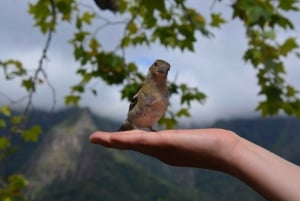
[148,127,157,132]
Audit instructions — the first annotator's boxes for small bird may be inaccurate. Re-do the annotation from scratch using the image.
[94,0,119,13]
[118,59,170,132]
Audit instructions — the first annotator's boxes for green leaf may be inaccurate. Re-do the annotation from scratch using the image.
[243,48,262,67]
[291,100,300,118]
[176,108,191,117]
[56,0,73,21]
[140,0,165,13]
[11,115,26,125]
[74,31,90,42]
[94,52,130,84]
[22,125,42,142]
[0,119,6,128]
[270,14,294,29]
[81,12,95,25]
[286,85,297,97]
[256,101,268,117]
[273,62,286,74]
[263,85,282,101]
[232,0,274,28]
[89,38,100,54]
[21,78,35,92]
[127,63,138,72]
[0,59,26,79]
[280,37,298,56]
[263,30,276,40]
[0,137,10,150]
[73,45,84,61]
[8,174,27,190]
[143,14,157,28]
[118,0,128,13]
[121,36,131,47]
[121,82,140,101]
[0,105,12,116]
[168,82,179,96]
[127,21,138,34]
[28,1,55,33]
[179,84,206,106]
[76,15,82,29]
[210,13,226,28]
[65,95,81,106]
[71,85,84,93]
[132,33,149,46]
[278,0,299,11]
[257,69,268,86]
[82,73,92,83]
[158,116,177,129]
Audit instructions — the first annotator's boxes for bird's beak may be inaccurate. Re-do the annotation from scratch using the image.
[157,68,169,75]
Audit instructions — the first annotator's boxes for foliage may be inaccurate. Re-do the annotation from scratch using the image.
[1,0,299,128]
[0,105,41,200]
[2,0,296,123]
[0,174,27,201]
[232,0,300,117]
[0,105,42,149]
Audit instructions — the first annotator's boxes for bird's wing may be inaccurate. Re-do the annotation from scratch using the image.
[129,95,138,111]
[128,86,141,111]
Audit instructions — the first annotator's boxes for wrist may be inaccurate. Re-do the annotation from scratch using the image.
[198,129,242,173]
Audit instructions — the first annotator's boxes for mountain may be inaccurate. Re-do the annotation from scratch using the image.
[22,108,194,201]
[4,108,300,201]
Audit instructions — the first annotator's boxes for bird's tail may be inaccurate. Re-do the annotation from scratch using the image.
[117,121,134,131]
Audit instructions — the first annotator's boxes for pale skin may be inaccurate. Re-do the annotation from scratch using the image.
[89,129,300,201]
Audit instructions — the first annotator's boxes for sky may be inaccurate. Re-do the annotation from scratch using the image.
[1,0,300,126]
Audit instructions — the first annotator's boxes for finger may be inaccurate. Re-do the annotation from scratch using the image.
[89,130,154,149]
[89,129,178,145]
[111,130,160,146]
[89,131,115,148]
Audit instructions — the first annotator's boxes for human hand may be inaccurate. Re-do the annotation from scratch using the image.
[89,129,240,172]
[90,129,300,201]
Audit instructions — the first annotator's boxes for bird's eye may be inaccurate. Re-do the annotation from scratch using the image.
[154,62,157,66]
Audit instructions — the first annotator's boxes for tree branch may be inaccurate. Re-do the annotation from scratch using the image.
[24,0,57,114]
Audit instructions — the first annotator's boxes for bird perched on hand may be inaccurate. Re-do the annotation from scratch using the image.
[118,59,170,132]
